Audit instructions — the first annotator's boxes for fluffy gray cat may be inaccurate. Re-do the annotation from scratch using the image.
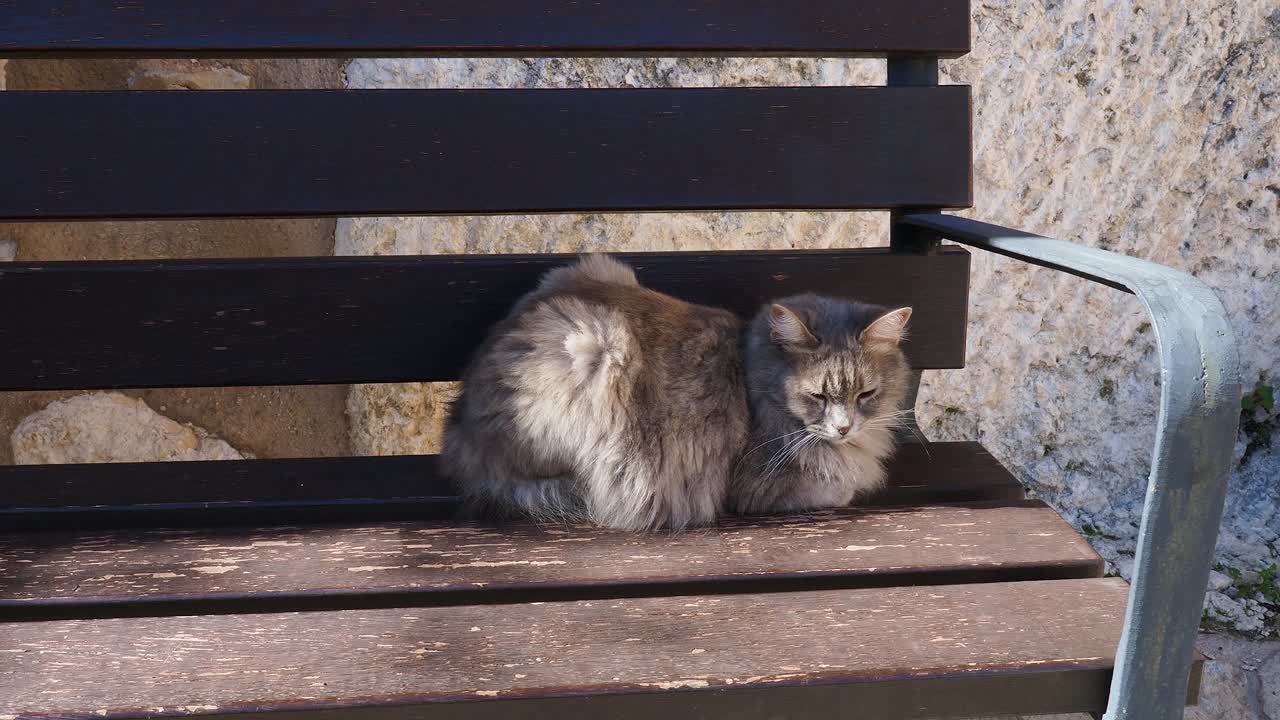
[441,255,912,530]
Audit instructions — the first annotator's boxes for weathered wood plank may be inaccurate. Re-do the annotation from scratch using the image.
[0,87,972,220]
[874,442,1019,506]
[0,579,1132,719]
[0,248,971,390]
[0,0,972,58]
[0,501,1100,620]
[0,443,1018,531]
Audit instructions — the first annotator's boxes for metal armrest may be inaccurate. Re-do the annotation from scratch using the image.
[902,213,1240,720]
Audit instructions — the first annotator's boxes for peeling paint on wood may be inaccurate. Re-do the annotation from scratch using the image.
[0,579,1130,718]
[0,502,1100,613]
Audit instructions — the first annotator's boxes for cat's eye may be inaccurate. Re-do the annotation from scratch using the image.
[858,388,879,403]
[808,392,826,402]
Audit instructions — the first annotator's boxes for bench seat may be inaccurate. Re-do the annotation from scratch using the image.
[3,579,1152,720]
[0,442,1200,718]
[1,500,1096,619]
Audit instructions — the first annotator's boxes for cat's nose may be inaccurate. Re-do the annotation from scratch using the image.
[836,425,851,436]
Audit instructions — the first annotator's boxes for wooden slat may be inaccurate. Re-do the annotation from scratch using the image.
[0,579,1133,719]
[873,442,1018,506]
[0,501,1100,620]
[0,247,971,391]
[0,87,973,220]
[0,1,971,58]
[0,443,1018,531]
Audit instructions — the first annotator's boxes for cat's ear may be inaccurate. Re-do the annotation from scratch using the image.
[769,304,819,351]
[860,307,912,346]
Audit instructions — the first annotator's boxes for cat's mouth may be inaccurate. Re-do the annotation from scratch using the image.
[822,422,877,445]
[812,427,858,444]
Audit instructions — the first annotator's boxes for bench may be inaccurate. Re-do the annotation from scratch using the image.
[0,2,1240,719]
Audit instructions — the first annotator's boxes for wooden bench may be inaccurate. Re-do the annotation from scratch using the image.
[0,3,1239,719]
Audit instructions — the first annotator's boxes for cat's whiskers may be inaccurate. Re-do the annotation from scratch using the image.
[739,428,811,462]
[859,412,932,459]
[761,430,817,478]
[761,433,807,476]
[794,433,823,466]
[735,427,813,479]
[764,431,820,478]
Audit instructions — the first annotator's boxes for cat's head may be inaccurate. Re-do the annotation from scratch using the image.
[744,294,913,444]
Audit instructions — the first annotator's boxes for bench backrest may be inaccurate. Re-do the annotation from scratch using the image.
[0,1,974,527]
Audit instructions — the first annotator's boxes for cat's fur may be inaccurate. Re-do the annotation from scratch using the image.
[440,255,912,530]
[729,294,912,514]
[440,255,745,530]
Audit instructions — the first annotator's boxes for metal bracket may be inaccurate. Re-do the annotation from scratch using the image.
[902,213,1241,720]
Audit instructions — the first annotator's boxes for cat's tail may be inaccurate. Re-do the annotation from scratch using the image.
[441,415,585,524]
[540,253,638,291]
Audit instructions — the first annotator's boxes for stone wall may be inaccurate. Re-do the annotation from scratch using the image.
[0,59,350,464]
[928,0,1280,640]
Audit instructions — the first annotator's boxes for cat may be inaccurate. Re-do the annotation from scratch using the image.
[440,254,913,530]
[730,291,912,514]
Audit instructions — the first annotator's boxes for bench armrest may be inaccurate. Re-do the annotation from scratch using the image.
[902,213,1240,720]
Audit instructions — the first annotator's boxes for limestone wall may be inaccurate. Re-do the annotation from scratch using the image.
[931,0,1278,637]
[0,59,351,464]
